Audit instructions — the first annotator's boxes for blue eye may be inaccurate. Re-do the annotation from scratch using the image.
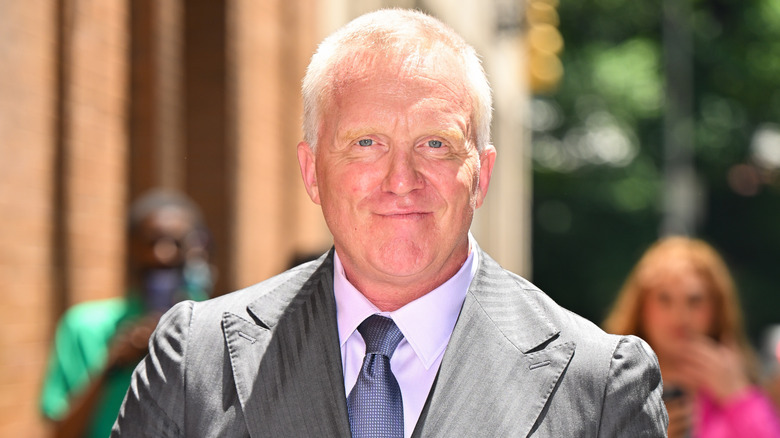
[428,140,443,148]
[358,139,373,147]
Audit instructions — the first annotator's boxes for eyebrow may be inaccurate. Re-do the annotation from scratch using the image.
[431,127,466,143]
[340,128,380,142]
[339,127,467,143]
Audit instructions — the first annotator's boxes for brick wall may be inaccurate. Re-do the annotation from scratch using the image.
[61,0,129,307]
[0,0,328,435]
[0,1,57,435]
[229,0,330,290]
[0,0,128,436]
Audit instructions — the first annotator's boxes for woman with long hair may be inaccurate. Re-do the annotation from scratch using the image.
[604,236,780,438]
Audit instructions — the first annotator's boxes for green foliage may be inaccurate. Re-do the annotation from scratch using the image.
[591,38,663,118]
[531,0,780,345]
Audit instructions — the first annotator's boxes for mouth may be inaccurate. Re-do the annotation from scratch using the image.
[376,211,431,220]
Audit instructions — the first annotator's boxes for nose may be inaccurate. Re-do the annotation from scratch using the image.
[152,237,182,266]
[382,149,423,195]
[669,303,694,337]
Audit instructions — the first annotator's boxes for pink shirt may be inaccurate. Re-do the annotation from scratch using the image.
[334,247,477,438]
[696,387,780,438]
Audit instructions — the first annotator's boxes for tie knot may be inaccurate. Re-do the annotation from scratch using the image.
[358,315,404,358]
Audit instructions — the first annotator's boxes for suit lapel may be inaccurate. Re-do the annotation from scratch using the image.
[223,254,351,437]
[413,250,575,437]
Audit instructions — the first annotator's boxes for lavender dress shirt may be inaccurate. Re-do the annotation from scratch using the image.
[334,248,477,438]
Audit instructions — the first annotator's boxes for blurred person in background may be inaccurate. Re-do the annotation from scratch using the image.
[604,236,780,438]
[39,189,214,438]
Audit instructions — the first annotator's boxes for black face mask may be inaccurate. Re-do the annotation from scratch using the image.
[143,267,184,313]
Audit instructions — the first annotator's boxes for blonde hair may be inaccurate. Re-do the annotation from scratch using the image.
[301,8,492,152]
[603,236,760,381]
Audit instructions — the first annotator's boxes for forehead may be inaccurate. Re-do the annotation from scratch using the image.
[642,261,711,296]
[321,50,473,138]
[138,207,194,235]
[330,47,471,105]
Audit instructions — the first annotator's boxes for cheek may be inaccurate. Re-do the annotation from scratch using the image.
[641,299,671,338]
[319,166,366,200]
[459,155,480,181]
[690,303,715,335]
[433,159,480,201]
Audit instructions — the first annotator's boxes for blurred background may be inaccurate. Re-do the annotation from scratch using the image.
[1,0,779,435]
[531,0,780,357]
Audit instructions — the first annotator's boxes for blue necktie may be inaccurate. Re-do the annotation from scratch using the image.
[347,315,405,438]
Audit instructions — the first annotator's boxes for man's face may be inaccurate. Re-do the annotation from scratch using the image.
[131,207,195,271]
[298,52,495,295]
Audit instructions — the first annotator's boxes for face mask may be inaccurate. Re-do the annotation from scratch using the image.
[183,256,213,298]
[142,256,213,312]
[143,267,184,313]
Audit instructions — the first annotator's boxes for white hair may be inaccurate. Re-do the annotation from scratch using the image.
[301,8,492,152]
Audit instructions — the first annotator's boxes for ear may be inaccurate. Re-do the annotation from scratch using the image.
[297,141,321,205]
[475,144,496,209]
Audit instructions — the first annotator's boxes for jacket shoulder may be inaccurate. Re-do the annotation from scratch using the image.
[477,250,641,362]
[188,251,332,322]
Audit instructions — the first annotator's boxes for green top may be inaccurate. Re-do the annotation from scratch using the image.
[39,295,145,438]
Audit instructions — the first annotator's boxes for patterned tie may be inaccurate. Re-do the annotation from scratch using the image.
[347,315,405,438]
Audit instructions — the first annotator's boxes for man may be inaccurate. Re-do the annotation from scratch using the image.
[41,189,212,438]
[113,9,667,437]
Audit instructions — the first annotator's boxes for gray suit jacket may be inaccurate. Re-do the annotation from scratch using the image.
[112,248,668,437]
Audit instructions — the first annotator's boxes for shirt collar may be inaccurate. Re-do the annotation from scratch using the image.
[334,238,478,369]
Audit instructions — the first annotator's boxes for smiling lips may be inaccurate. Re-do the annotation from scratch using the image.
[376,211,431,220]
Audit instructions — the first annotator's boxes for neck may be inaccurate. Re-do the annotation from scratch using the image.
[360,287,429,312]
[340,248,470,312]
[348,269,463,312]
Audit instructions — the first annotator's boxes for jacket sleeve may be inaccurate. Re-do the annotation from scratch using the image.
[598,335,669,437]
[111,301,193,437]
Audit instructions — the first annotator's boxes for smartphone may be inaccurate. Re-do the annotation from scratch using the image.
[662,386,685,402]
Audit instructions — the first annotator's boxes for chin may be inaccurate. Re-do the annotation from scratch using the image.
[370,239,434,276]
